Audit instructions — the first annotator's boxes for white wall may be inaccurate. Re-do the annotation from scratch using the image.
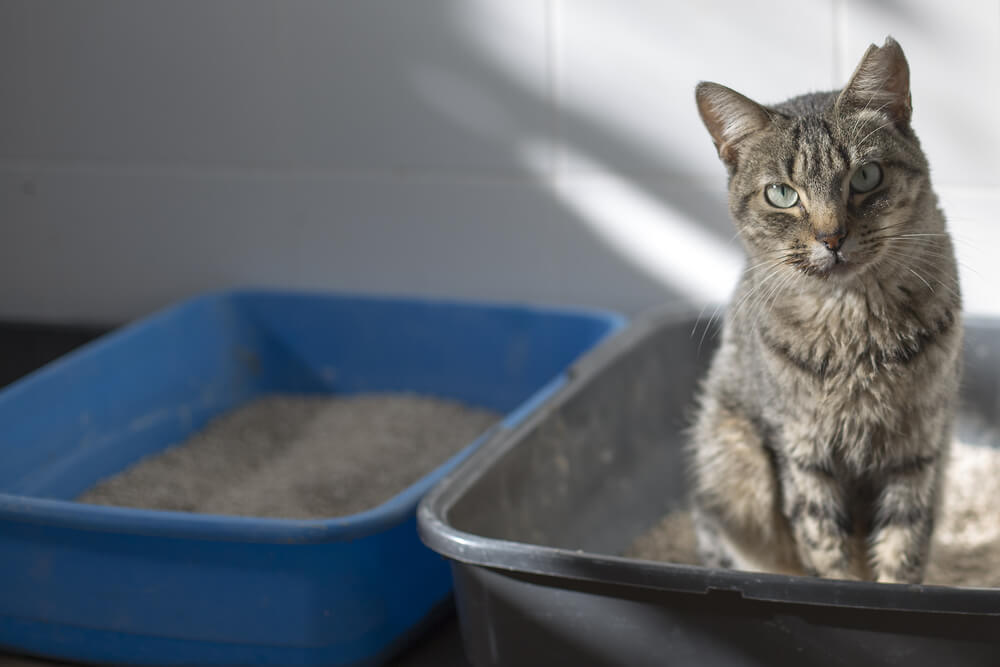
[1,0,997,323]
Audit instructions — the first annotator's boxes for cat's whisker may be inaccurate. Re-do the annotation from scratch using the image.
[869,223,975,251]
[744,256,787,271]
[730,266,783,323]
[698,257,797,350]
[874,220,913,231]
[699,283,751,351]
[729,276,775,327]
[868,234,948,245]
[749,268,798,334]
[691,301,714,339]
[878,236,962,255]
[860,221,944,240]
[754,244,808,257]
[868,238,955,258]
[943,232,984,250]
[880,250,962,299]
[904,259,963,299]
[861,234,951,249]
[957,263,981,280]
[886,248,980,279]
[698,301,730,354]
[902,262,963,301]
[878,241,962,267]
[691,254,798,344]
[755,272,798,334]
[942,225,989,248]
[743,254,799,275]
[763,270,797,312]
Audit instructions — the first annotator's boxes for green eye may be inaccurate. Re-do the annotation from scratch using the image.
[850,162,882,193]
[765,183,799,208]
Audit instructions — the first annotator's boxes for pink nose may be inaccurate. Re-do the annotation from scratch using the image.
[816,228,847,252]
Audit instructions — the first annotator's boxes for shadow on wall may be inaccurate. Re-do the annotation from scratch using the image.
[404,2,746,310]
[10,2,985,323]
[399,0,989,312]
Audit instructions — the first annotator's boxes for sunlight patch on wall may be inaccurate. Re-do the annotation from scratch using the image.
[521,143,742,304]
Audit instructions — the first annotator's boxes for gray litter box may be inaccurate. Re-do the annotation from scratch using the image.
[418,306,1000,667]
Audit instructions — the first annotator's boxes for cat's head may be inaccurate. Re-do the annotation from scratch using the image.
[696,37,933,284]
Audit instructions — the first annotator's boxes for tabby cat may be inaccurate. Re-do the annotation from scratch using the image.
[688,37,962,583]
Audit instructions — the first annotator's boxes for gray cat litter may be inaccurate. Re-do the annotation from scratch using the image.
[627,438,1000,588]
[78,394,499,519]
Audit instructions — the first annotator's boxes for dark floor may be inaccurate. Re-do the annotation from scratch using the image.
[0,320,109,387]
[1,615,467,667]
[0,322,470,666]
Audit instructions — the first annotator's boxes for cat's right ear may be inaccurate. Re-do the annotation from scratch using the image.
[695,82,773,166]
[836,36,911,128]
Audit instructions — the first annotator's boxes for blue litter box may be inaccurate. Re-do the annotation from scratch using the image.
[0,289,623,666]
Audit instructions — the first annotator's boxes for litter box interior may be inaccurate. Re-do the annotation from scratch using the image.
[0,291,616,502]
[445,317,1000,567]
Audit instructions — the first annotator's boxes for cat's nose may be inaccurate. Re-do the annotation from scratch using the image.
[816,228,847,252]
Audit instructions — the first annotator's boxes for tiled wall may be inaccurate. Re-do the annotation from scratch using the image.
[1,1,996,322]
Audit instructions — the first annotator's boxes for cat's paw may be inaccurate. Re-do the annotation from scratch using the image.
[873,568,924,585]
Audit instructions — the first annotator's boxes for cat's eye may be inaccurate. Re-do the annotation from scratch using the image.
[764,183,799,208]
[850,162,883,193]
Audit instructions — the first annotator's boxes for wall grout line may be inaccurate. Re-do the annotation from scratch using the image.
[548,0,564,182]
[831,0,846,85]
[1,159,998,195]
[0,160,539,186]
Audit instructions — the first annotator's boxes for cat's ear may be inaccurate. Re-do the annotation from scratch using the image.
[695,82,773,165]
[837,36,911,127]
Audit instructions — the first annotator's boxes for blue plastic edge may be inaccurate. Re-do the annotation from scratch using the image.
[0,287,627,545]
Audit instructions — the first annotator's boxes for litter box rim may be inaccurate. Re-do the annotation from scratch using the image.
[418,306,1000,617]
[0,287,627,545]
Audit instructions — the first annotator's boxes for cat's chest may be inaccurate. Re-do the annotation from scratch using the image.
[750,288,959,466]
[751,290,958,434]
[755,289,953,390]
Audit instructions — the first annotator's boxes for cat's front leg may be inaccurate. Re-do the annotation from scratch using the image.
[868,449,944,584]
[781,458,853,579]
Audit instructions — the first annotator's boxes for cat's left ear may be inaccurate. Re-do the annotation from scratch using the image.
[696,82,773,166]
[837,36,912,128]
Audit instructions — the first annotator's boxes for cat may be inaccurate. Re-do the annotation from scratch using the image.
[687,37,963,584]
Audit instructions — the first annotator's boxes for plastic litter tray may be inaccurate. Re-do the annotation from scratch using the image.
[419,306,1000,667]
[0,288,623,666]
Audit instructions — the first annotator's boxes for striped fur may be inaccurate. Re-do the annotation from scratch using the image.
[689,37,962,583]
